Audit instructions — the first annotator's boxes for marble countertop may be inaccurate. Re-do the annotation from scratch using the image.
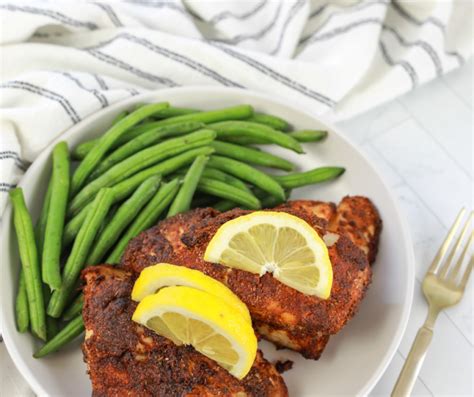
[1,60,472,396]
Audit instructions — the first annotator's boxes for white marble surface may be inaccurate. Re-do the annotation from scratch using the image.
[338,59,473,397]
[1,60,472,396]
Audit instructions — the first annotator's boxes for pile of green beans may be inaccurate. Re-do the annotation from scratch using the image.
[9,102,344,358]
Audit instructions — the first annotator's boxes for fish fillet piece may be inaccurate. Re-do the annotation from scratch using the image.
[82,265,288,397]
[263,197,381,358]
[276,197,381,265]
[122,198,376,358]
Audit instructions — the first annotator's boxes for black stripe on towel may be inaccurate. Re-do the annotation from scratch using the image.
[0,182,17,192]
[304,17,383,44]
[209,42,336,107]
[391,0,464,64]
[383,25,443,77]
[300,0,389,45]
[121,34,242,87]
[308,0,365,20]
[93,2,123,27]
[87,33,242,87]
[86,49,178,87]
[55,71,109,108]
[1,81,81,123]
[0,151,29,168]
[208,0,267,24]
[0,4,98,30]
[92,74,109,90]
[270,0,306,55]
[215,2,282,45]
[379,41,418,88]
[123,0,195,22]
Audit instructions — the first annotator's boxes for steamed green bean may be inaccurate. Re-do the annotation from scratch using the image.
[34,315,84,358]
[9,188,47,340]
[42,142,70,290]
[273,166,345,189]
[68,130,216,217]
[48,188,115,318]
[209,121,303,153]
[168,155,208,217]
[87,175,162,265]
[207,156,285,201]
[89,121,203,179]
[71,102,169,194]
[106,179,180,263]
[210,140,294,171]
[63,147,215,245]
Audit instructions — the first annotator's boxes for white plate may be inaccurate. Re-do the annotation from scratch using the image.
[1,87,414,396]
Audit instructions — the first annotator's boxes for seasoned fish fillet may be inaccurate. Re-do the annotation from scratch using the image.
[122,197,380,359]
[276,197,381,265]
[82,266,288,397]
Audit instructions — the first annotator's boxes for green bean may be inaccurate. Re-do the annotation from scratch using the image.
[72,111,128,160]
[63,147,214,245]
[88,121,204,179]
[87,175,162,265]
[46,316,59,341]
[34,180,52,257]
[168,155,208,217]
[273,166,345,188]
[219,136,267,145]
[68,130,216,217]
[197,177,261,210]
[209,121,303,153]
[120,104,252,136]
[15,272,29,333]
[202,167,252,193]
[207,156,285,201]
[247,112,290,131]
[288,130,327,143]
[213,187,291,212]
[97,204,118,237]
[210,140,294,171]
[153,107,198,119]
[48,188,115,318]
[176,167,251,193]
[106,179,180,263]
[71,102,169,194]
[62,293,84,321]
[42,286,59,340]
[259,193,288,208]
[42,142,70,290]
[72,106,249,161]
[147,104,253,127]
[213,200,238,212]
[17,182,51,334]
[9,188,47,340]
[33,315,84,358]
[224,130,327,145]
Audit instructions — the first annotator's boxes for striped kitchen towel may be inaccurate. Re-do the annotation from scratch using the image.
[0,0,472,214]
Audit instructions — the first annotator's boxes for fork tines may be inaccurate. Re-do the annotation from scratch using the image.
[429,208,473,289]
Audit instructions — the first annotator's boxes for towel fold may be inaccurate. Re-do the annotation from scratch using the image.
[0,0,472,213]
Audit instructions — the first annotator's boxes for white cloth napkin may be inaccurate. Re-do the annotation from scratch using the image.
[0,0,472,214]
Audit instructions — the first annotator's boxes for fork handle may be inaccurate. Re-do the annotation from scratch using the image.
[392,326,433,397]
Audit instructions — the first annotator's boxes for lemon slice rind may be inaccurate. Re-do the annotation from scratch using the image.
[204,211,333,299]
[132,286,257,379]
[131,263,251,323]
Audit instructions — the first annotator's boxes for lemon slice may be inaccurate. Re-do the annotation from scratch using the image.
[132,286,257,379]
[131,263,251,323]
[204,211,333,298]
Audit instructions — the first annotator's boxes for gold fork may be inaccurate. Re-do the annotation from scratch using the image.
[392,208,473,397]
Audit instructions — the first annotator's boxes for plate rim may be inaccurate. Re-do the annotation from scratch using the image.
[0,86,415,397]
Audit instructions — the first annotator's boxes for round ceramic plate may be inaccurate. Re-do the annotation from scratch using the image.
[1,87,414,396]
